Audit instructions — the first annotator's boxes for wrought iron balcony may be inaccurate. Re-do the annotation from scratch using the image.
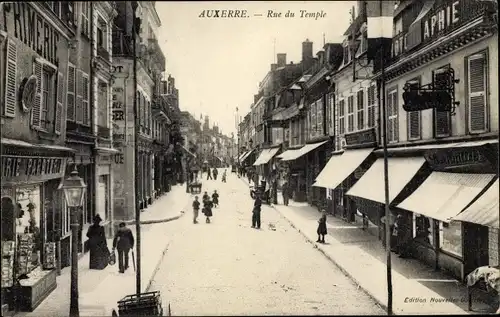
[97,125,111,139]
[112,28,133,57]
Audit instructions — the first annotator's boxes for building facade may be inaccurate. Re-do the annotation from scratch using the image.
[0,1,77,312]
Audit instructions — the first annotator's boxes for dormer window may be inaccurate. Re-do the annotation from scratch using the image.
[343,43,351,65]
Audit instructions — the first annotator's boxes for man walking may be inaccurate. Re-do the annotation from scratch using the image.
[252,194,262,229]
[112,222,135,273]
[207,167,213,180]
[282,181,289,206]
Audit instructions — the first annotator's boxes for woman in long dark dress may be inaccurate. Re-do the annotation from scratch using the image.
[86,214,109,270]
[316,210,327,243]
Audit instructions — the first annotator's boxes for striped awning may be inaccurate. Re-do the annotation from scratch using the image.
[240,149,255,163]
[238,151,248,162]
[452,179,499,228]
[397,172,495,223]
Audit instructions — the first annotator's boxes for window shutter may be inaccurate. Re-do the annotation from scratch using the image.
[408,111,420,140]
[31,60,43,128]
[4,39,16,118]
[392,91,399,142]
[76,70,83,123]
[468,53,487,133]
[82,76,89,125]
[54,72,64,134]
[67,65,76,121]
[435,110,450,137]
[357,90,364,130]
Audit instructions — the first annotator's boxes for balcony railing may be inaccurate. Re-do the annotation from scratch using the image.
[97,46,111,62]
[97,125,111,139]
[112,28,133,57]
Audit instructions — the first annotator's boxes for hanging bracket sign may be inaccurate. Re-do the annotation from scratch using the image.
[19,75,38,113]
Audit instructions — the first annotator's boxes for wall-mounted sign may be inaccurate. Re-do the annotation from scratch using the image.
[2,156,66,184]
[3,3,61,66]
[344,128,377,146]
[19,75,37,113]
[424,146,490,171]
[423,1,461,42]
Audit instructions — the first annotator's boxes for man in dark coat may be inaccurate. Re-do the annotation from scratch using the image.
[282,181,290,206]
[207,167,213,180]
[252,194,262,229]
[212,168,218,180]
[112,222,135,273]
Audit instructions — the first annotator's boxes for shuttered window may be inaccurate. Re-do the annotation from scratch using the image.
[82,74,90,126]
[387,88,399,143]
[432,65,451,137]
[3,39,16,118]
[367,84,376,128]
[357,89,364,131]
[467,52,488,133]
[347,95,354,132]
[54,72,64,134]
[31,60,43,128]
[67,64,76,121]
[81,2,90,36]
[406,79,421,140]
[41,70,52,130]
[75,70,83,123]
[338,99,345,135]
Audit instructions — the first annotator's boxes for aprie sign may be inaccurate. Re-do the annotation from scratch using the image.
[423,0,460,42]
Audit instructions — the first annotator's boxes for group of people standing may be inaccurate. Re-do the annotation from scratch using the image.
[85,215,135,274]
[192,191,220,224]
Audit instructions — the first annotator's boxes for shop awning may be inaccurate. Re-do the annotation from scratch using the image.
[253,147,280,166]
[1,137,76,153]
[452,179,499,228]
[277,147,303,161]
[397,172,495,222]
[346,157,426,204]
[277,141,328,162]
[240,149,255,163]
[313,148,374,189]
[238,151,248,162]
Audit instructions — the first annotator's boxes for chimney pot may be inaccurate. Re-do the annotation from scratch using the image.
[271,63,278,71]
[302,40,313,62]
[277,53,286,67]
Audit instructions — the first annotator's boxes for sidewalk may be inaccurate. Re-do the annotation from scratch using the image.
[18,185,191,317]
[272,199,497,315]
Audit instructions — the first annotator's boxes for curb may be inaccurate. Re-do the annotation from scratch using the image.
[134,211,185,225]
[272,203,389,314]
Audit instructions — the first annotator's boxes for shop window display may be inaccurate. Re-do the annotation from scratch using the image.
[413,214,434,246]
[439,221,463,257]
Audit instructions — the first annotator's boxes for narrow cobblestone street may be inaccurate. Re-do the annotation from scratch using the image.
[148,171,384,315]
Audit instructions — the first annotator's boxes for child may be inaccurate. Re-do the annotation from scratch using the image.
[192,196,200,224]
[316,210,327,243]
[203,198,213,223]
[202,191,210,203]
[212,190,219,208]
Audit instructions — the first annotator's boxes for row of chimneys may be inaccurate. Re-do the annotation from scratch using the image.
[271,39,313,71]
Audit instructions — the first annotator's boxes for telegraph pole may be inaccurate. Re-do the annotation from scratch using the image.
[131,1,141,296]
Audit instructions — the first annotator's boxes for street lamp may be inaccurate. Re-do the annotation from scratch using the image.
[58,166,87,317]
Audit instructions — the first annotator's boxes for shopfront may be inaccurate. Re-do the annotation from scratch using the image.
[314,128,377,227]
[394,140,498,281]
[1,144,72,312]
[95,150,115,237]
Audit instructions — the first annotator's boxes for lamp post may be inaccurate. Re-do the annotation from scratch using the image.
[58,166,87,317]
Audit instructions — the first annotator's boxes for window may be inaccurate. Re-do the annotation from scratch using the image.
[81,2,90,36]
[3,38,16,118]
[386,88,399,143]
[357,89,365,130]
[433,65,451,137]
[97,17,108,51]
[467,51,488,134]
[31,59,59,132]
[97,80,108,127]
[439,221,462,257]
[316,98,324,136]
[343,44,351,65]
[406,78,421,140]
[338,99,345,135]
[41,70,52,130]
[347,95,354,132]
[367,84,376,128]
[66,65,76,121]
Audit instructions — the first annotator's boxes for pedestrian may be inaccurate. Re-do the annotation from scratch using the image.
[192,196,201,224]
[203,199,213,223]
[86,214,109,270]
[251,194,262,229]
[207,167,213,180]
[316,210,327,243]
[212,190,219,207]
[282,181,290,206]
[394,213,412,258]
[222,169,227,183]
[202,191,210,204]
[213,168,218,180]
[112,222,135,273]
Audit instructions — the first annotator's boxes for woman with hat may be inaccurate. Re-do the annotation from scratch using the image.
[86,214,109,270]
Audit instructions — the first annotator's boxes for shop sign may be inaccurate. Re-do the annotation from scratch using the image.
[344,128,377,146]
[20,75,37,113]
[2,156,66,184]
[3,3,62,66]
[424,147,490,170]
[422,0,461,43]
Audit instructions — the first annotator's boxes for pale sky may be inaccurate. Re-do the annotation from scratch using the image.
[156,1,355,136]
